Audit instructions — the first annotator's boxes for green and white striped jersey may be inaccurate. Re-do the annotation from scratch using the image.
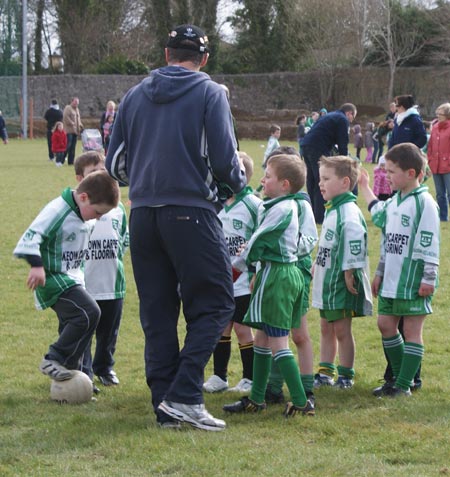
[371,185,439,299]
[14,188,94,310]
[84,203,129,300]
[233,194,299,271]
[294,192,318,276]
[312,192,372,315]
[219,187,262,297]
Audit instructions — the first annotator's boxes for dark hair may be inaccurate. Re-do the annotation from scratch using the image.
[340,103,357,115]
[296,114,306,125]
[268,146,300,159]
[166,47,205,66]
[395,95,415,110]
[269,124,281,134]
[384,143,425,176]
[74,151,105,176]
[76,170,120,207]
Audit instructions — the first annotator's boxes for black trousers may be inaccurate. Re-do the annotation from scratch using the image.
[301,146,326,224]
[130,206,235,411]
[49,285,100,369]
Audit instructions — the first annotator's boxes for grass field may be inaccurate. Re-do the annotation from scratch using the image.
[1,139,450,477]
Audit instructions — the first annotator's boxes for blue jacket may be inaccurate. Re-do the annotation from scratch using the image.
[300,110,350,156]
[106,66,246,213]
[388,108,427,149]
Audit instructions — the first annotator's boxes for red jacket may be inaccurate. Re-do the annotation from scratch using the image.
[427,120,450,174]
[51,129,67,153]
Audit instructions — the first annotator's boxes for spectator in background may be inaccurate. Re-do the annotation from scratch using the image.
[427,102,450,222]
[44,99,63,160]
[0,110,8,144]
[386,102,396,121]
[388,95,426,149]
[63,97,84,166]
[300,103,357,224]
[364,122,375,163]
[100,101,116,149]
[305,111,319,132]
[353,124,363,159]
[296,114,306,152]
[319,108,328,117]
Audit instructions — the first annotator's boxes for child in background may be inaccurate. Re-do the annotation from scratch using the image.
[312,156,372,389]
[365,122,375,163]
[75,151,129,388]
[373,156,392,201]
[0,110,8,144]
[353,125,363,160]
[203,152,260,394]
[359,143,439,397]
[223,154,314,418]
[51,121,67,167]
[102,115,114,153]
[13,171,120,382]
[263,124,281,168]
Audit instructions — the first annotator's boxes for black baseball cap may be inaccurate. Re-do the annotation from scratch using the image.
[166,24,209,54]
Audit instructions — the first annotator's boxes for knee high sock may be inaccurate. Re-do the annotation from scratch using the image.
[267,358,284,394]
[337,365,355,379]
[274,349,306,407]
[213,335,231,381]
[239,341,254,380]
[301,374,314,394]
[382,333,404,379]
[249,346,272,404]
[317,362,336,378]
[396,342,424,391]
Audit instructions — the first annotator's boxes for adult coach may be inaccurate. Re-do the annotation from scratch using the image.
[300,103,357,224]
[63,97,83,165]
[44,99,63,160]
[106,24,246,431]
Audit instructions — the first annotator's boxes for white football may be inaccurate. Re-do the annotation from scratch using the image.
[50,370,93,404]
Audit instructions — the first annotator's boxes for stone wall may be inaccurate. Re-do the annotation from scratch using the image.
[1,67,449,139]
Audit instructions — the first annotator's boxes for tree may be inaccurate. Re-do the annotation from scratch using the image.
[0,0,21,75]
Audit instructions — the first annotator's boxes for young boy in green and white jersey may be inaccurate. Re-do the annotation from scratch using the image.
[223,154,315,418]
[75,151,129,388]
[260,147,318,406]
[14,171,120,382]
[359,142,439,397]
[312,156,372,389]
[203,152,260,393]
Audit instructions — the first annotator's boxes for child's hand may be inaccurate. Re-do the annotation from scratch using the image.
[344,269,358,295]
[371,275,382,298]
[359,168,370,188]
[418,282,434,297]
[27,267,46,290]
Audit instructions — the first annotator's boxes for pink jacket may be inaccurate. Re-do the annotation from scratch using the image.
[373,167,391,196]
[427,119,450,174]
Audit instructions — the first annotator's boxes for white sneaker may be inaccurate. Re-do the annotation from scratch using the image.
[158,400,226,431]
[228,378,253,393]
[203,375,228,393]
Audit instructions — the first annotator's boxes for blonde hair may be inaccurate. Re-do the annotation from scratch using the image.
[436,103,450,119]
[319,156,360,190]
[238,151,254,182]
[52,121,64,133]
[266,154,306,193]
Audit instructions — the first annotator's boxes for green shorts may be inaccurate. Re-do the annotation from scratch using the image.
[320,309,356,323]
[292,272,311,328]
[378,295,433,316]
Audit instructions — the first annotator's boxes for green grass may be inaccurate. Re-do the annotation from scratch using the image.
[1,139,450,477]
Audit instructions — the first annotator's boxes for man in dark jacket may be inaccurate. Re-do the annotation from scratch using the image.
[106,24,246,431]
[44,99,63,160]
[300,103,357,223]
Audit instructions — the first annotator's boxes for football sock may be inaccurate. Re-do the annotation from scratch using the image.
[301,374,314,393]
[239,341,254,380]
[213,335,231,381]
[382,333,404,379]
[396,342,424,391]
[337,365,355,379]
[274,349,306,407]
[249,346,272,404]
[317,362,336,378]
[267,358,284,394]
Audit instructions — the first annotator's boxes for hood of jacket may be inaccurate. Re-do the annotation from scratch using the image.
[141,65,210,104]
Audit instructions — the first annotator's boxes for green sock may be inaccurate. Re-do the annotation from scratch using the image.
[337,365,355,379]
[396,342,424,391]
[301,374,314,394]
[266,358,284,394]
[382,333,404,378]
[249,346,272,404]
[317,362,336,378]
[274,349,306,407]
